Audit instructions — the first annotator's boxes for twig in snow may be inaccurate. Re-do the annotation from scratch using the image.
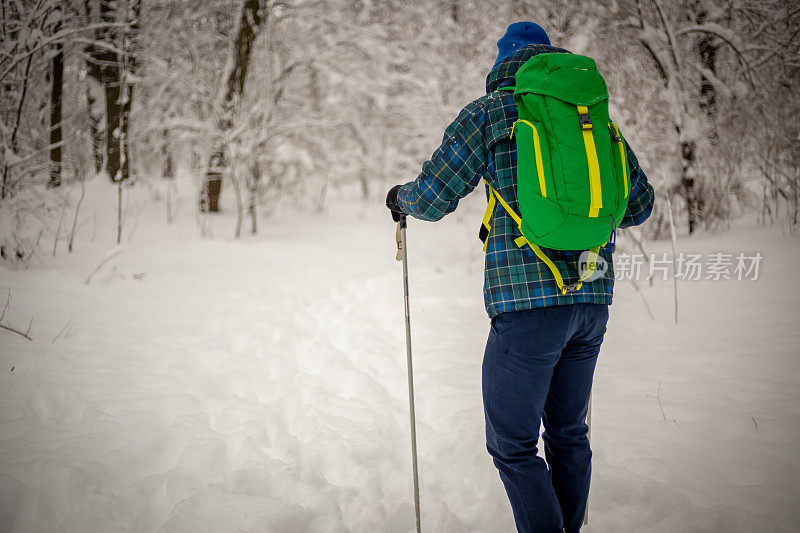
[0,289,9,322]
[665,180,680,325]
[68,181,86,253]
[0,322,33,341]
[51,318,72,343]
[0,289,32,341]
[50,189,71,258]
[626,228,652,287]
[53,214,63,257]
[125,200,146,243]
[629,279,655,320]
[85,250,123,285]
[656,380,679,427]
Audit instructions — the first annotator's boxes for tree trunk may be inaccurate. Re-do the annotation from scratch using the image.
[118,76,135,183]
[113,0,139,184]
[792,162,799,228]
[310,67,325,213]
[118,0,139,184]
[681,139,700,233]
[162,128,174,223]
[202,0,265,212]
[85,0,139,184]
[161,129,174,179]
[84,0,105,174]
[85,74,105,173]
[2,50,34,200]
[117,180,123,243]
[201,150,224,212]
[231,163,244,239]
[248,162,259,234]
[696,8,719,119]
[698,35,718,116]
[98,0,121,181]
[49,36,64,188]
[104,80,123,181]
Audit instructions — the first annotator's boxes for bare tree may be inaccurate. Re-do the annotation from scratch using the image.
[49,21,65,188]
[614,0,791,233]
[201,0,266,213]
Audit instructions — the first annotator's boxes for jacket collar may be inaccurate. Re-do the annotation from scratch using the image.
[485,43,571,94]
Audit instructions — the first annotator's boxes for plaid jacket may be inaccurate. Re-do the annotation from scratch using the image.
[396,44,654,318]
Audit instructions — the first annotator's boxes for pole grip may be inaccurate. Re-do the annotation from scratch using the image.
[395,215,406,262]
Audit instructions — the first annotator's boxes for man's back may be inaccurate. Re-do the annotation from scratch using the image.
[393,43,654,317]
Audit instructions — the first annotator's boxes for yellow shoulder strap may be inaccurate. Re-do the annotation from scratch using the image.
[480,187,497,252]
[486,183,522,227]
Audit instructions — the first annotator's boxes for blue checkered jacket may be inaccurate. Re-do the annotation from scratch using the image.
[396,44,655,318]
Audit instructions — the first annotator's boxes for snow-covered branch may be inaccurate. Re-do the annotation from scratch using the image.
[685,62,734,100]
[0,22,133,82]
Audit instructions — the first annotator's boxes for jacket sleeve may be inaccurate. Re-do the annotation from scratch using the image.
[619,141,655,229]
[395,99,488,222]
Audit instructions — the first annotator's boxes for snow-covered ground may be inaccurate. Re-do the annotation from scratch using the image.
[1,179,799,532]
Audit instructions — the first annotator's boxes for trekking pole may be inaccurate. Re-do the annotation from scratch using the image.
[584,391,592,526]
[395,214,422,533]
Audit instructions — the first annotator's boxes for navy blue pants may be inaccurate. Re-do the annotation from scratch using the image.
[482,304,609,533]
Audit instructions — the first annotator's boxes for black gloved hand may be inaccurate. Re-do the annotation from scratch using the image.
[385,185,406,223]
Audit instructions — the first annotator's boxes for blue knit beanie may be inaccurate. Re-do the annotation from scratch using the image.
[493,22,550,68]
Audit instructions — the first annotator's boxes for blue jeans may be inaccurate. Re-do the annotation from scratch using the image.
[482,304,609,533]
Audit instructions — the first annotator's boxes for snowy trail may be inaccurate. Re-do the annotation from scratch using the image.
[1,184,799,532]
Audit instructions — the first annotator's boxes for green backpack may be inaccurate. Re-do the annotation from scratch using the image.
[480,53,631,294]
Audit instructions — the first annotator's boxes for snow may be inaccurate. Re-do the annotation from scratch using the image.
[1,178,799,532]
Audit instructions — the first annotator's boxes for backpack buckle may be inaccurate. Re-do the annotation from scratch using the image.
[562,281,584,294]
[578,110,592,130]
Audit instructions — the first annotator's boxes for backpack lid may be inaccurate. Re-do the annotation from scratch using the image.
[513,53,608,106]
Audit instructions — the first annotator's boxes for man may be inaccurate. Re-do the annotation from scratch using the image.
[385,22,654,533]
